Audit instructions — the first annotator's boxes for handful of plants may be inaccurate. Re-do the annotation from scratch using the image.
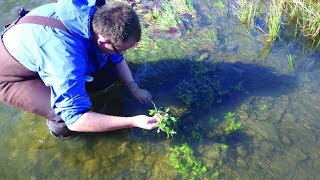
[149,101,178,138]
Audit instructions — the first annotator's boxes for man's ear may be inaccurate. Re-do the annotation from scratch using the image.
[97,35,109,45]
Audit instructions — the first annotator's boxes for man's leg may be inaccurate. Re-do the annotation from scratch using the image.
[0,79,76,137]
[0,39,76,137]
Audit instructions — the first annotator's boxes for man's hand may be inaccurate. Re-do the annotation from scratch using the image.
[127,81,152,103]
[131,115,159,130]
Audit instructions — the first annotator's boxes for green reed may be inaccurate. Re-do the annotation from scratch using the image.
[287,54,295,72]
[267,0,283,43]
[285,0,320,48]
[234,0,257,28]
[234,0,320,48]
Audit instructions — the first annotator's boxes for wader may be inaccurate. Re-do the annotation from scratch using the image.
[0,9,116,137]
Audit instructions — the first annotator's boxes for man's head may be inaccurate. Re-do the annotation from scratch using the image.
[92,2,141,55]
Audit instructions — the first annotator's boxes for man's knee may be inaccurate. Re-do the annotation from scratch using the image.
[46,119,78,138]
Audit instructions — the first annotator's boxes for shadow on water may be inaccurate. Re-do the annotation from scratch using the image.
[89,58,297,149]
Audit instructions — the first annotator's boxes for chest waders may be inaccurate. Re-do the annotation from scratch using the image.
[0,9,76,137]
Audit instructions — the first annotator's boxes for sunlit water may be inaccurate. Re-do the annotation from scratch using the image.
[0,0,319,179]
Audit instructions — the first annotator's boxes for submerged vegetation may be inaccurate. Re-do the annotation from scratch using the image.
[169,143,229,179]
[169,143,207,179]
[208,112,244,137]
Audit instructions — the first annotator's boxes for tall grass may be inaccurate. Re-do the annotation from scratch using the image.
[234,0,319,48]
[267,0,283,43]
[233,0,257,28]
[284,0,320,48]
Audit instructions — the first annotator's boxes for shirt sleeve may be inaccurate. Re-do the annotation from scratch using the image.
[108,53,123,64]
[37,31,92,125]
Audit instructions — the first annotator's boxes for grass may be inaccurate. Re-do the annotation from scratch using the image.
[233,0,257,28]
[285,0,320,48]
[287,54,295,72]
[234,0,319,48]
[267,0,283,43]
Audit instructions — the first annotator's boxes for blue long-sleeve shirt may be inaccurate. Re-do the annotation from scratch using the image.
[2,0,123,125]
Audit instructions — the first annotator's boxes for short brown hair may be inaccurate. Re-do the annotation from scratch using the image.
[91,2,141,46]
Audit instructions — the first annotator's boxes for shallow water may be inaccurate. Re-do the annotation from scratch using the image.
[0,0,319,179]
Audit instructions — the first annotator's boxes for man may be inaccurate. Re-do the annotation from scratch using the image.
[0,0,158,137]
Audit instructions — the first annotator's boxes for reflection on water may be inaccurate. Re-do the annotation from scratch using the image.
[0,0,319,179]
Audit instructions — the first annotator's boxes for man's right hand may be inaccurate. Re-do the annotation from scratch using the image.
[131,115,159,130]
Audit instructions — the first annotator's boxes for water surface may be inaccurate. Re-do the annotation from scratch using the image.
[0,0,319,179]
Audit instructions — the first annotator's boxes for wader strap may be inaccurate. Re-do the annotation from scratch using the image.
[17,16,70,33]
[2,8,70,36]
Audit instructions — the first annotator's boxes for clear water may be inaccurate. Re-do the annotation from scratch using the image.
[0,0,319,179]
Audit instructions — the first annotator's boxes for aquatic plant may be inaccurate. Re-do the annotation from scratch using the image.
[177,62,228,112]
[214,0,225,8]
[170,0,196,16]
[209,117,219,126]
[233,0,257,28]
[169,143,207,179]
[213,143,229,153]
[149,101,178,138]
[191,130,203,141]
[260,104,269,110]
[210,112,244,137]
[267,0,283,43]
[284,0,320,48]
[233,0,319,49]
[177,77,226,112]
[287,54,295,72]
[152,3,181,31]
[223,112,243,134]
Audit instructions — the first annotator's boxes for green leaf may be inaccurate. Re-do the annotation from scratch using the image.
[214,0,225,8]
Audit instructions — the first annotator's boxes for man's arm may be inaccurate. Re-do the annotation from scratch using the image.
[114,58,135,84]
[67,111,158,132]
[115,59,152,103]
[67,59,158,132]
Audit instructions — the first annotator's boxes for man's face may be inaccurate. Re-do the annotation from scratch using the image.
[95,34,137,56]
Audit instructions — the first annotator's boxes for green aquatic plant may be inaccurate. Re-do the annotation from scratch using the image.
[191,130,203,141]
[234,0,257,28]
[213,143,229,155]
[285,0,320,48]
[209,117,219,126]
[170,0,196,16]
[149,101,178,138]
[223,112,243,134]
[287,54,295,72]
[125,24,218,63]
[233,0,320,49]
[260,104,269,110]
[267,0,283,43]
[177,63,228,112]
[214,0,225,8]
[169,143,207,179]
[151,2,181,31]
